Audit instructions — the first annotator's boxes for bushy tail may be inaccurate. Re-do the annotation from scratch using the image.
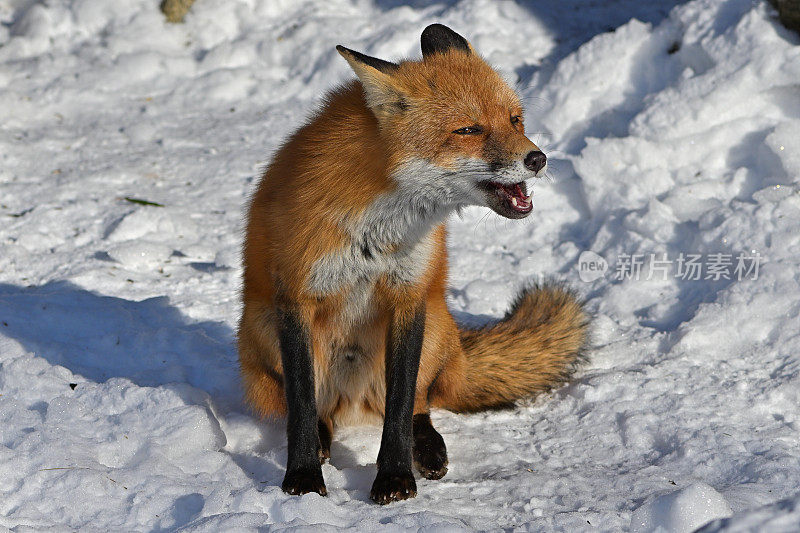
[432,283,589,413]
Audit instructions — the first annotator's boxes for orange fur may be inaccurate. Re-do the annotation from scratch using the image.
[238,36,588,436]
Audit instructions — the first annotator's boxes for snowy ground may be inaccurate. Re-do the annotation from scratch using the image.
[1,0,800,530]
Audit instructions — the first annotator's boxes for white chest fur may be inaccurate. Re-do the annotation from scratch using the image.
[307,159,455,299]
[307,223,438,296]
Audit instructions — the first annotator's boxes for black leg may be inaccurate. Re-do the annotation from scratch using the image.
[412,413,448,480]
[370,305,426,504]
[277,309,326,496]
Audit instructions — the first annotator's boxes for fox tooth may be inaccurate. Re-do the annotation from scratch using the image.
[511,197,518,207]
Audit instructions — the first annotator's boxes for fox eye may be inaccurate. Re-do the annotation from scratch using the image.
[510,115,522,125]
[452,125,483,135]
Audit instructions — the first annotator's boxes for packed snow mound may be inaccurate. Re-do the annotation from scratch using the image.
[2,0,800,530]
[697,493,800,533]
[630,482,732,533]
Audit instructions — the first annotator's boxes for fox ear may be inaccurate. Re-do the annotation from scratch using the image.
[336,45,406,119]
[421,24,472,57]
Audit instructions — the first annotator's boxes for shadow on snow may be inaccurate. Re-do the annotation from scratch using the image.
[0,281,242,409]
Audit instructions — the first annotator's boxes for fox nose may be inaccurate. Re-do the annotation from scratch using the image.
[524,150,547,173]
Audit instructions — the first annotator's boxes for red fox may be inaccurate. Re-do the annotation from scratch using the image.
[238,24,588,504]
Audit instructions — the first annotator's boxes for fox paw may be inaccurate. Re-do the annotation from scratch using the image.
[413,420,448,480]
[413,445,448,480]
[318,420,332,464]
[282,468,327,496]
[318,446,331,464]
[369,471,417,504]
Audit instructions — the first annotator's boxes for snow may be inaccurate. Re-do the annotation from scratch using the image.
[630,482,732,533]
[1,0,799,530]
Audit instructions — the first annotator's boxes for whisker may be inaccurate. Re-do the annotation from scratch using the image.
[521,94,553,110]
[473,212,491,233]
[543,148,567,158]
[543,158,563,170]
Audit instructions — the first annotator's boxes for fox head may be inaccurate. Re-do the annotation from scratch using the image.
[337,24,546,220]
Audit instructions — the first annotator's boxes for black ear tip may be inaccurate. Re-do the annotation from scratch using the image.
[421,23,470,57]
[422,23,451,35]
[420,23,455,44]
[335,45,400,73]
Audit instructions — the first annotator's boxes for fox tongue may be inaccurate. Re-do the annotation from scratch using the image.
[497,182,531,210]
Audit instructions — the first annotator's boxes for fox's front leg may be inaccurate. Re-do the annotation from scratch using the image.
[277,308,327,496]
[370,304,426,504]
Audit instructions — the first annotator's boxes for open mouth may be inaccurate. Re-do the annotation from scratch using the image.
[478,180,532,219]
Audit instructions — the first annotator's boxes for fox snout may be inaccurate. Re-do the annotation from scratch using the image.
[524,150,546,173]
[474,145,545,220]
